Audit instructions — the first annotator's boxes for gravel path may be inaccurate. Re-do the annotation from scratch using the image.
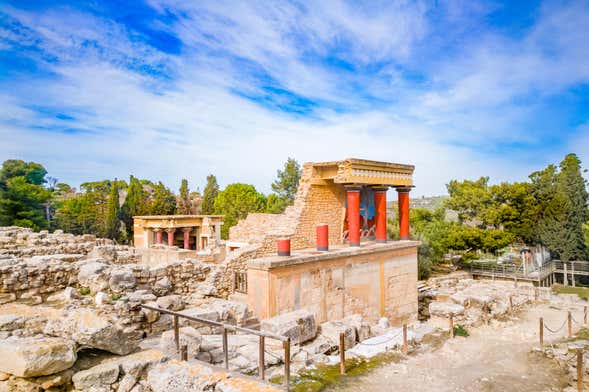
[329,301,582,391]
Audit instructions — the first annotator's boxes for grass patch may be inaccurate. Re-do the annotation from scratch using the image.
[552,284,589,300]
[453,324,469,337]
[574,327,589,341]
[111,293,122,301]
[269,351,404,391]
[78,286,91,296]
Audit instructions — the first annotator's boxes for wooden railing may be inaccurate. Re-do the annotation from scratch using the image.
[470,260,554,281]
[141,304,291,390]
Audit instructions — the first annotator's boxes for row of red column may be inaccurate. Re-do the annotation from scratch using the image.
[346,186,411,246]
[154,228,193,249]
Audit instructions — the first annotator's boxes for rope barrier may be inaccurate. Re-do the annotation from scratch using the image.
[358,330,403,346]
[571,314,584,325]
[543,318,568,334]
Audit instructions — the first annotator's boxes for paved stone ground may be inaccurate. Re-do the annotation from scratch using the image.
[330,301,581,391]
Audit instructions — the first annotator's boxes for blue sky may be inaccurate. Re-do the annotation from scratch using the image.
[1,0,588,196]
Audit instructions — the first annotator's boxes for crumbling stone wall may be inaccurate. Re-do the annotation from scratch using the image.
[230,163,347,251]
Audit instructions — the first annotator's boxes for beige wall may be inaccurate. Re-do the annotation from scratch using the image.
[247,245,418,325]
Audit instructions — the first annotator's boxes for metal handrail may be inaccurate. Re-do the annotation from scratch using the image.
[141,304,291,390]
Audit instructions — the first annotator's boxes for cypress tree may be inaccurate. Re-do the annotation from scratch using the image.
[177,179,192,214]
[201,175,219,215]
[557,153,589,260]
[150,182,176,215]
[104,180,121,241]
[122,175,149,240]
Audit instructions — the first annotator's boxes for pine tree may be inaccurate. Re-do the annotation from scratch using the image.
[201,175,219,215]
[104,180,121,241]
[150,182,176,215]
[177,179,192,214]
[271,158,301,205]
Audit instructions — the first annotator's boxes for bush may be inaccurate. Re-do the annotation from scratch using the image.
[453,324,469,337]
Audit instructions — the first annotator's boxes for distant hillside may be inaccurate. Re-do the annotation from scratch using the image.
[387,195,448,211]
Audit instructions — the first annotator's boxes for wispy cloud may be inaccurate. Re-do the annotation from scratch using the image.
[0,0,588,196]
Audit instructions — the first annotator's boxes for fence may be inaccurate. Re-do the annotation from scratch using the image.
[141,304,291,390]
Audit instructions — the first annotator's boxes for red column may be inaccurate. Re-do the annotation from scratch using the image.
[166,228,176,247]
[182,228,191,249]
[155,229,163,245]
[316,224,329,251]
[346,187,361,247]
[397,188,411,240]
[374,188,388,243]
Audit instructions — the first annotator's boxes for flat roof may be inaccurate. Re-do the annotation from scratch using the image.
[248,240,420,271]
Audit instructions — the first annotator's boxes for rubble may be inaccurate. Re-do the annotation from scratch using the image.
[260,309,317,345]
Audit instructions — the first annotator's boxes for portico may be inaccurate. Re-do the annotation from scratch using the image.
[133,215,224,250]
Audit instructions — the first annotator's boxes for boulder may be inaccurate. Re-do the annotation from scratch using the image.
[152,277,172,297]
[156,295,185,311]
[44,308,140,355]
[109,269,137,293]
[0,336,76,377]
[429,302,465,317]
[319,320,356,349]
[72,362,119,390]
[343,314,371,342]
[146,362,220,392]
[260,310,316,345]
[78,261,109,292]
[160,327,202,358]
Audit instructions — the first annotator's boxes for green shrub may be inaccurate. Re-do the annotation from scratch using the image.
[78,286,91,296]
[453,324,469,337]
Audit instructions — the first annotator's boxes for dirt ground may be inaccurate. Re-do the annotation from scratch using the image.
[330,300,583,391]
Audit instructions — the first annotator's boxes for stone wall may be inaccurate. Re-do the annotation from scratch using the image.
[229,163,347,251]
[247,243,419,325]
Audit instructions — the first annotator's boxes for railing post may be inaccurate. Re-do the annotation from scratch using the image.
[181,344,187,361]
[173,315,179,354]
[578,349,584,392]
[283,338,291,391]
[585,306,587,325]
[450,315,454,338]
[222,327,229,369]
[339,332,346,375]
[569,311,573,338]
[259,336,265,380]
[509,295,513,313]
[539,317,544,346]
[402,324,408,354]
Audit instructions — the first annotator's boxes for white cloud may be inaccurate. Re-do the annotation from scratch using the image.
[0,0,588,198]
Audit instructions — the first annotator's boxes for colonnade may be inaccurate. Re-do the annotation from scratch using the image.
[345,186,411,246]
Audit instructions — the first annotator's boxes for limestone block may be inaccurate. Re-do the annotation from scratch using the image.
[44,308,140,355]
[0,336,76,377]
[319,320,356,349]
[146,362,219,392]
[156,294,185,311]
[344,314,371,341]
[429,301,465,317]
[152,277,172,297]
[72,362,119,390]
[109,269,137,293]
[77,261,109,292]
[260,309,317,345]
[160,327,202,358]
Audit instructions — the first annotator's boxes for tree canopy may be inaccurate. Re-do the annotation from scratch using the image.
[201,175,219,215]
[271,158,301,205]
[214,183,266,239]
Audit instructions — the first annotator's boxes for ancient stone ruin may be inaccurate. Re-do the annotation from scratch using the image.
[0,158,433,391]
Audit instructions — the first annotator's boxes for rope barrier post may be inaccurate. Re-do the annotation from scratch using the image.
[181,344,187,361]
[402,324,408,354]
[259,335,265,380]
[585,306,587,325]
[578,349,584,392]
[450,315,454,339]
[539,317,544,346]
[569,311,573,338]
[173,315,179,354]
[222,327,229,370]
[284,338,291,391]
[509,295,513,313]
[339,332,346,375]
